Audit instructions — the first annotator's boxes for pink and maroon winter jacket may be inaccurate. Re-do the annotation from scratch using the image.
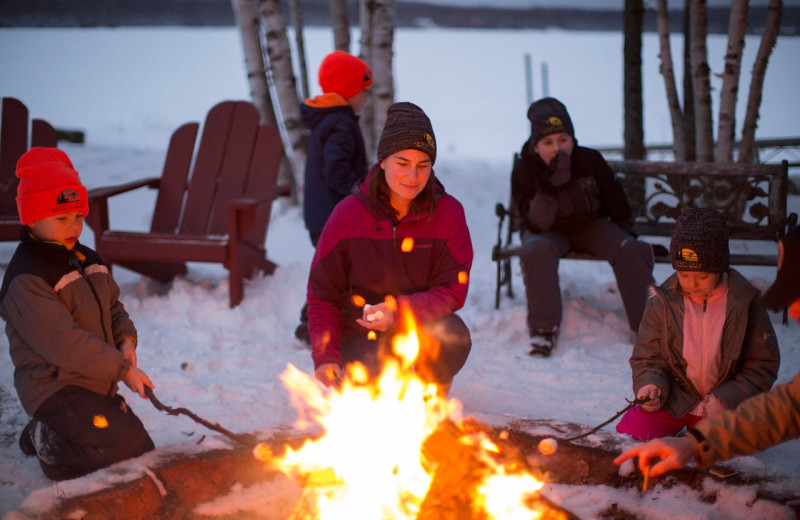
[307,169,473,369]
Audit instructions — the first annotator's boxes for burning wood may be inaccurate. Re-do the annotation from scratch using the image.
[258,309,579,519]
[418,417,576,520]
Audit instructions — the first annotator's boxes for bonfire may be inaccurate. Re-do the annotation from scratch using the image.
[254,306,574,520]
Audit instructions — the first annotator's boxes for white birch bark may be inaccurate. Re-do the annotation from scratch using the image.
[288,0,310,100]
[359,0,396,163]
[258,0,307,196]
[739,0,782,164]
[690,0,714,161]
[231,0,276,126]
[716,0,748,163]
[656,0,686,161]
[331,0,351,52]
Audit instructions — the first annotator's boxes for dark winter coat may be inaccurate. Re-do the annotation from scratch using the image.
[307,168,473,369]
[301,94,368,235]
[630,269,780,418]
[0,230,137,416]
[511,141,632,234]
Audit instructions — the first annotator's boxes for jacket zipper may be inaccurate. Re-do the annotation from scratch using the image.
[69,253,116,395]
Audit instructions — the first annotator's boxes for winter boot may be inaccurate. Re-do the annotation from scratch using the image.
[294,304,311,345]
[528,327,559,357]
[18,419,37,456]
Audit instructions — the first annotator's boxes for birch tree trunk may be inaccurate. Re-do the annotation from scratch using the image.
[682,2,696,161]
[288,0,310,100]
[258,0,307,195]
[331,0,351,52]
[623,0,645,160]
[359,0,396,163]
[690,0,714,161]
[231,0,277,126]
[716,0,748,163]
[739,0,783,164]
[656,0,686,161]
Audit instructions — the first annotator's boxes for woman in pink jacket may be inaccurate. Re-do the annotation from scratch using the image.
[305,102,473,390]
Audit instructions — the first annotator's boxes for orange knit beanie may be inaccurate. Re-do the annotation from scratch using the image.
[318,51,373,100]
[16,147,89,225]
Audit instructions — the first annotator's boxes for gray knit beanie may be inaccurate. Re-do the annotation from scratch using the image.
[377,102,436,164]
[527,97,575,145]
[670,207,730,273]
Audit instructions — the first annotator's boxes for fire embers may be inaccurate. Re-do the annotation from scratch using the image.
[257,309,570,519]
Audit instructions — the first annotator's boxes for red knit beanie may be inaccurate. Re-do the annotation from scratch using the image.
[318,50,373,100]
[16,147,89,225]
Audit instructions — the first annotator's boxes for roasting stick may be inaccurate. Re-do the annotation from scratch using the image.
[145,387,256,446]
[562,396,651,441]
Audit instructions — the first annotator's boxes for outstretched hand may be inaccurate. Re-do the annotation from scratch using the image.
[356,302,394,332]
[123,365,154,398]
[315,363,343,388]
[614,436,698,478]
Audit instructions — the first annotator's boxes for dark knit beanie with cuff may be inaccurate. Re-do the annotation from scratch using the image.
[670,207,730,274]
[527,97,575,145]
[377,102,437,165]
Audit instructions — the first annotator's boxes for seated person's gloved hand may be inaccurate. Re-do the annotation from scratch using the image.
[547,148,572,187]
[637,384,663,412]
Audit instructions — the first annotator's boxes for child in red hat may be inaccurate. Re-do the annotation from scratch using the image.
[2,147,155,480]
[295,50,373,343]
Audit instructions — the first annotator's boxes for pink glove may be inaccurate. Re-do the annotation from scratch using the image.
[637,384,663,412]
[702,394,726,417]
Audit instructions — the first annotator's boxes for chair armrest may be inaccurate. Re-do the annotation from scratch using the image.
[86,177,162,236]
[88,177,162,202]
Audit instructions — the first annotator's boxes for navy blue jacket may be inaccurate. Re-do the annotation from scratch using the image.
[301,94,368,235]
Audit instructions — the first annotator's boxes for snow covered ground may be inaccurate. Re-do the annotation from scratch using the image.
[0,25,799,519]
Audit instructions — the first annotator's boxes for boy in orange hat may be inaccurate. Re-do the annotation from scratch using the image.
[1,147,155,480]
[295,50,373,343]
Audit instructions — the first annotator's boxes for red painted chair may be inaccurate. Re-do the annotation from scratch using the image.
[0,97,59,241]
[85,100,289,308]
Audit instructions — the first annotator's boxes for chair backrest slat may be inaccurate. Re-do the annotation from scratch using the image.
[1,98,30,217]
[244,125,284,245]
[207,102,260,236]
[150,122,199,234]
[180,101,237,235]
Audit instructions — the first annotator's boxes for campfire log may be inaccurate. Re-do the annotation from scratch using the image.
[418,417,579,520]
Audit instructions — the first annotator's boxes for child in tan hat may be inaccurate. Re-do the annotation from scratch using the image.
[616,207,780,441]
[1,147,155,480]
[615,224,800,478]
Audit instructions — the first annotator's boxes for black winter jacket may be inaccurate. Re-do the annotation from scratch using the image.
[511,141,632,234]
[301,95,368,235]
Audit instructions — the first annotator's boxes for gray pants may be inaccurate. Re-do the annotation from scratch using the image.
[519,217,654,333]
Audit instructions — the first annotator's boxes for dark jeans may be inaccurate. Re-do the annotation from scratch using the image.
[32,385,154,480]
[519,217,655,333]
[339,313,472,386]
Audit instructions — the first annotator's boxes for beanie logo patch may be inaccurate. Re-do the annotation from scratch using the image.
[51,189,85,214]
[677,248,700,264]
[546,116,564,127]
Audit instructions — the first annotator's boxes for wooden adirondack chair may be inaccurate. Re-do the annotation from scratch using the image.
[0,97,59,241]
[85,100,289,308]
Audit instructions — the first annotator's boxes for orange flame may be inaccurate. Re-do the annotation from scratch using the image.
[272,306,553,519]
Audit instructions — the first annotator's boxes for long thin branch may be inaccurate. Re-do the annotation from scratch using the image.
[145,387,256,446]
